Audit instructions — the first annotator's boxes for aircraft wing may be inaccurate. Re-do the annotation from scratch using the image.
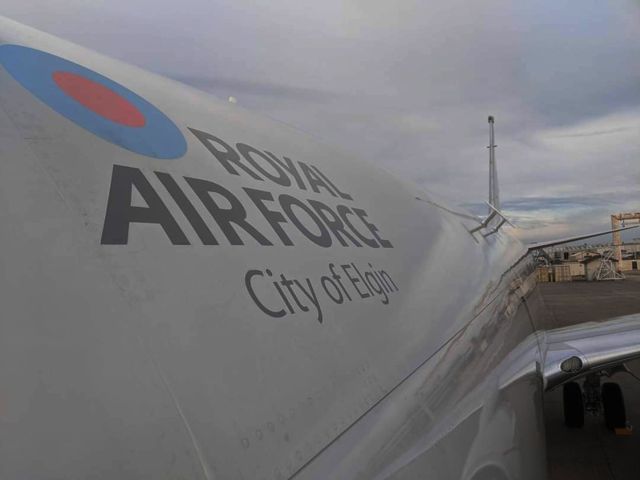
[527,224,640,251]
[539,314,640,390]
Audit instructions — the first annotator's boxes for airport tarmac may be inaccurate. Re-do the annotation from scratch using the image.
[540,274,640,479]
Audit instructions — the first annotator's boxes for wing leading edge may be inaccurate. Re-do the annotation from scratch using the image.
[539,314,640,390]
[527,225,640,251]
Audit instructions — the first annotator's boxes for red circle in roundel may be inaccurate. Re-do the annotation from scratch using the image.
[52,71,146,127]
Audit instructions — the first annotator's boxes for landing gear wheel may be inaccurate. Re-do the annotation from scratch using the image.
[563,381,584,428]
[602,382,626,430]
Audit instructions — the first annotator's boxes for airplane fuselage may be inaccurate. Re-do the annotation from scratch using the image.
[0,16,552,479]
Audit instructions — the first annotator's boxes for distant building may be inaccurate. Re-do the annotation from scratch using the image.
[538,241,639,281]
[536,264,572,283]
[619,258,639,272]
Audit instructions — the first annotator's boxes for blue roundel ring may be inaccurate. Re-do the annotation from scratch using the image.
[0,44,187,159]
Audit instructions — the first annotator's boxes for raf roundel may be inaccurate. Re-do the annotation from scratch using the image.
[0,45,187,159]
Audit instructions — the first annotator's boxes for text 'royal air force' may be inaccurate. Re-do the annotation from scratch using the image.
[101,128,394,249]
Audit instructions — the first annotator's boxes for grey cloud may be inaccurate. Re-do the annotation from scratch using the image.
[464,191,640,215]
[548,126,635,139]
[166,75,337,103]
[4,0,640,241]
[502,193,638,211]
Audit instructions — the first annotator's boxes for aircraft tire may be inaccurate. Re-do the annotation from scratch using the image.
[563,381,584,428]
[602,382,626,430]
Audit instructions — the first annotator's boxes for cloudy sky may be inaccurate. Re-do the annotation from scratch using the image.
[4,0,640,243]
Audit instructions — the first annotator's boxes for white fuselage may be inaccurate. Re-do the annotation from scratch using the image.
[0,16,549,479]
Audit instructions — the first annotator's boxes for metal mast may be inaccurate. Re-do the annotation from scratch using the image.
[488,116,500,215]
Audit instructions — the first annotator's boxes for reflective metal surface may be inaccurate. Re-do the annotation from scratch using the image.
[2,15,639,480]
[540,314,640,390]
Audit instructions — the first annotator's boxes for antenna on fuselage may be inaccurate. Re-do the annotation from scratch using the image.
[487,115,499,215]
[467,115,514,240]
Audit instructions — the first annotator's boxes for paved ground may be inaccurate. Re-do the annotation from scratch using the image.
[540,274,640,479]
